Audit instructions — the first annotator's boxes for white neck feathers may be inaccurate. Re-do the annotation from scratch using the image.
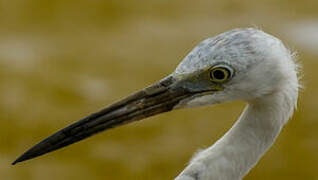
[176,83,298,180]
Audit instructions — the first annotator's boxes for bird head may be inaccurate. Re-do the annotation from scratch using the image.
[13,28,299,165]
[173,28,298,107]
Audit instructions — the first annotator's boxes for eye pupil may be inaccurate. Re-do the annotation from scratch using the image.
[209,66,233,83]
[212,70,226,80]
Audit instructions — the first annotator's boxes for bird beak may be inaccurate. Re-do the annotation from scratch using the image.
[13,75,214,165]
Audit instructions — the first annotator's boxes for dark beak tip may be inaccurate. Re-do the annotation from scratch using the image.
[11,160,18,165]
[12,154,29,165]
[12,158,22,165]
[12,148,39,165]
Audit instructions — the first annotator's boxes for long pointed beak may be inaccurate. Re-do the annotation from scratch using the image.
[12,76,197,165]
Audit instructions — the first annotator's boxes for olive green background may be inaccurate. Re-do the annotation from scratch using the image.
[1,0,318,179]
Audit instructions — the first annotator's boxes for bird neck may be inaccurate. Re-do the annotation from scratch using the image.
[216,99,286,179]
[181,89,297,180]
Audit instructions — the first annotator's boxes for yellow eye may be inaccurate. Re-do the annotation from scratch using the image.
[209,66,232,83]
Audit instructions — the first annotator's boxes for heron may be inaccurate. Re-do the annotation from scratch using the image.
[13,28,299,180]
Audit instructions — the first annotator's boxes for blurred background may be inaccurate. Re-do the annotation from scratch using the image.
[1,0,317,179]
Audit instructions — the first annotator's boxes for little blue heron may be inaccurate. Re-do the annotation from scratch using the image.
[13,28,300,180]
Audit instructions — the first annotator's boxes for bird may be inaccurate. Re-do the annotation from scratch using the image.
[13,28,299,180]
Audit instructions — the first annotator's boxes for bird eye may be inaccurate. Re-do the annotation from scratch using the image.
[209,66,232,83]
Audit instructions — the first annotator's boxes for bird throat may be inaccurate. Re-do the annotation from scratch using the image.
[177,90,296,180]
